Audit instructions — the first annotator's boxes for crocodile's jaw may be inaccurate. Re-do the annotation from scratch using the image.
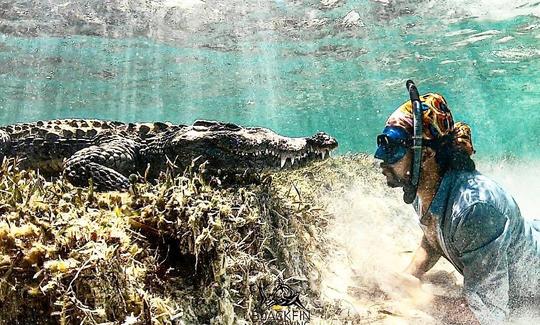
[166,125,338,171]
[231,136,336,169]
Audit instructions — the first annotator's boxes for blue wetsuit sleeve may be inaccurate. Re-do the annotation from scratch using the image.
[451,202,510,325]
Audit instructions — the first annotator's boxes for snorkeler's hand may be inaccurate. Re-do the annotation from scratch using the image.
[378,271,432,304]
[389,271,422,293]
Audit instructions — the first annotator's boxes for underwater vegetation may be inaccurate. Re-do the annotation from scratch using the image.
[0,155,376,324]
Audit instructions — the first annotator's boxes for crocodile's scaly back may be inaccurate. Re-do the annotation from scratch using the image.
[0,119,177,173]
[1,119,175,141]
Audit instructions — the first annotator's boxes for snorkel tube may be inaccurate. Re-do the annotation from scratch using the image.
[403,80,423,204]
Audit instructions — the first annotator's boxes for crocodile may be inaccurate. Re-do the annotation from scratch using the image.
[0,119,338,190]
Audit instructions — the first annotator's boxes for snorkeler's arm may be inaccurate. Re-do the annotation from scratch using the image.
[404,235,442,279]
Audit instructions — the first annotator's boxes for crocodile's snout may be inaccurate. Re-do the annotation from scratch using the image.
[308,132,338,150]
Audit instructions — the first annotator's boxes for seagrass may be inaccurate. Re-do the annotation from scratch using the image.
[0,155,371,324]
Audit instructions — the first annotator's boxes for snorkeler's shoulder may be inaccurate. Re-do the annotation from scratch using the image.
[449,170,512,213]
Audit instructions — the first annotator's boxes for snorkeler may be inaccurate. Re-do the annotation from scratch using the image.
[374,81,540,324]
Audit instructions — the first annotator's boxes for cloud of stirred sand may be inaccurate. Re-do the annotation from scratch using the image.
[316,155,539,324]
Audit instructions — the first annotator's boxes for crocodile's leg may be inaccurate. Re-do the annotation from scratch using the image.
[64,137,140,191]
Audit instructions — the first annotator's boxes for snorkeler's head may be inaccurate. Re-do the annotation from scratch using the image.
[376,91,476,203]
[375,92,475,166]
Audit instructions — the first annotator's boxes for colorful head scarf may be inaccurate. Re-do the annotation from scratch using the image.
[384,93,475,155]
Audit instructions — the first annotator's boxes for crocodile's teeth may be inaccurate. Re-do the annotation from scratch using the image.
[291,156,295,165]
[322,151,326,159]
[280,155,286,168]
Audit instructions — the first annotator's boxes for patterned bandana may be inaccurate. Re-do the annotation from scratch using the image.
[384,93,475,156]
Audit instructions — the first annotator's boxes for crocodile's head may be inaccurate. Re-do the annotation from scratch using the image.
[163,120,338,173]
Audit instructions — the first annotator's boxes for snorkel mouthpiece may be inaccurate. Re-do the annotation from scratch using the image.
[403,80,423,204]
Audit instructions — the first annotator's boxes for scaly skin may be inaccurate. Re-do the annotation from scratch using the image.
[0,119,338,191]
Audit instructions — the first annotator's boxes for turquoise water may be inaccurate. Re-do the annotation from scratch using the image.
[0,1,539,160]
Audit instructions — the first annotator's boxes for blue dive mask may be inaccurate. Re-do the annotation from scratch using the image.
[374,126,411,164]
